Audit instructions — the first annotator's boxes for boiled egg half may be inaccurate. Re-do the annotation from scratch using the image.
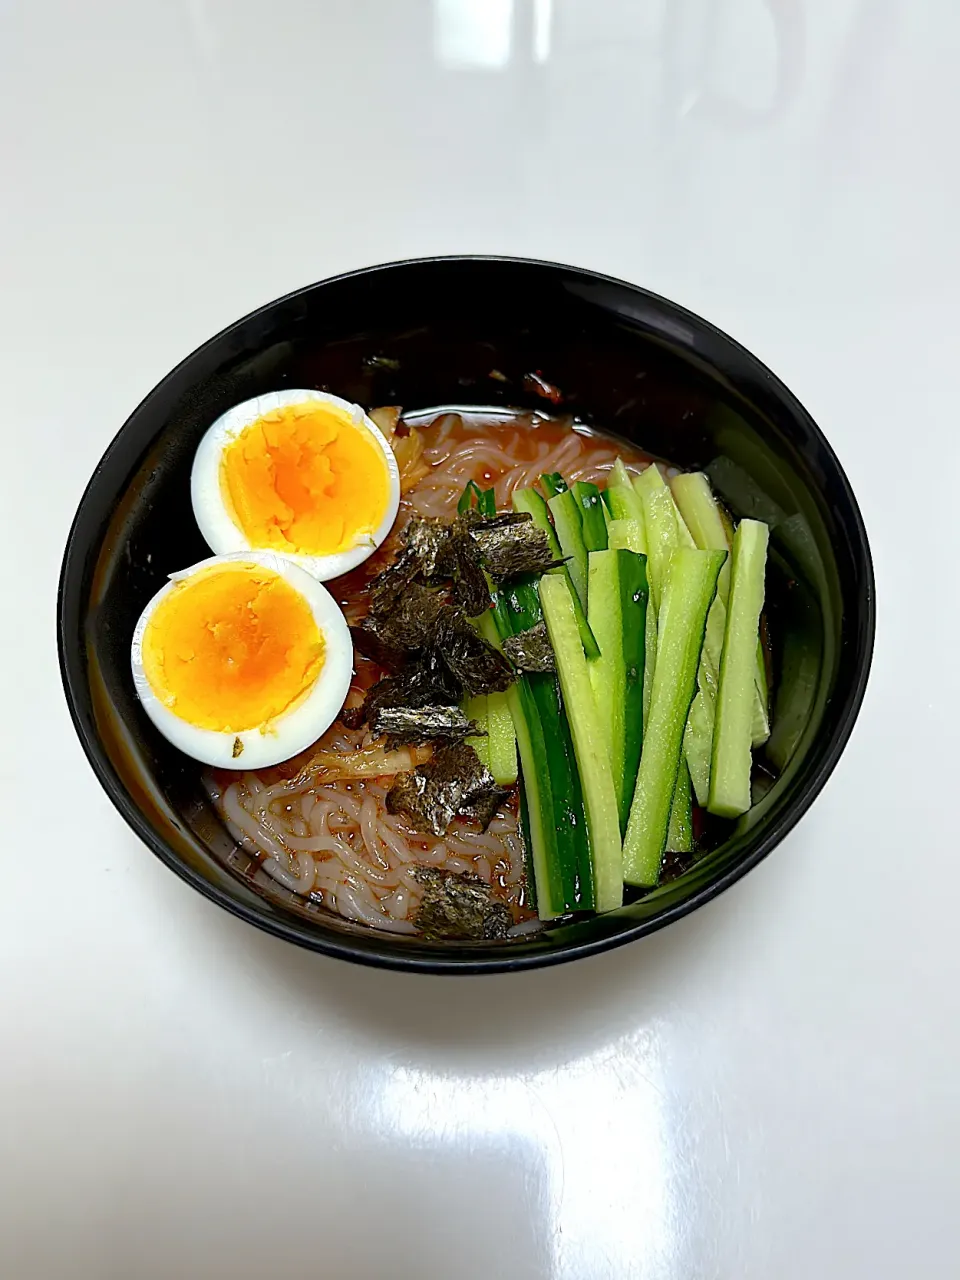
[130,552,352,769]
[191,389,401,581]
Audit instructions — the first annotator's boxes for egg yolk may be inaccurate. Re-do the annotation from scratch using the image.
[219,402,391,557]
[141,563,324,732]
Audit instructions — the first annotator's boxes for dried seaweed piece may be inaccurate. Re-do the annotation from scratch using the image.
[400,516,450,580]
[413,868,511,941]
[364,583,450,652]
[361,651,461,724]
[351,623,407,673]
[437,617,514,696]
[440,525,491,617]
[386,742,507,836]
[468,515,565,580]
[366,554,418,618]
[372,704,481,749]
[386,765,457,836]
[364,518,448,618]
[502,620,556,673]
[459,510,530,530]
[459,784,511,831]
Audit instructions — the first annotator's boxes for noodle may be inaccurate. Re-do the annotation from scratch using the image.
[206,409,652,936]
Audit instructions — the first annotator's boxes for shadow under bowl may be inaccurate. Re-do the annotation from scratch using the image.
[58,256,875,973]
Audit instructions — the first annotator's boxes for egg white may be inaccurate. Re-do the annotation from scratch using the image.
[130,551,353,770]
[190,389,401,582]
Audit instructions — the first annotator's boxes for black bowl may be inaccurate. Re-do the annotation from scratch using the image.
[58,256,874,973]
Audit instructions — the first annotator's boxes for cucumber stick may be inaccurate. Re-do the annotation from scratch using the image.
[666,759,694,853]
[587,549,648,833]
[672,471,769,745]
[672,472,732,600]
[633,464,706,812]
[540,575,623,913]
[646,469,722,804]
[540,472,567,499]
[572,482,608,552]
[464,695,491,770]
[708,520,769,818]
[623,547,726,887]
[486,690,518,785]
[633,465,678,613]
[610,458,635,489]
[493,585,594,914]
[475,612,518,785]
[512,487,599,658]
[548,488,590,611]
[607,518,646,555]
[504,678,563,917]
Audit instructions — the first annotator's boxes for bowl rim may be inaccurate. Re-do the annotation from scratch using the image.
[58,254,876,974]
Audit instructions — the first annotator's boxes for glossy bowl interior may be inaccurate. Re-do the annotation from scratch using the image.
[59,257,874,972]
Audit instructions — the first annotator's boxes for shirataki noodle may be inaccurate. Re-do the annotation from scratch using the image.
[206,410,651,936]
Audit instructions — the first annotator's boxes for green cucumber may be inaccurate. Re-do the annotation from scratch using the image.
[475,610,518,787]
[607,487,647,548]
[668,472,732,804]
[493,584,594,912]
[587,548,648,833]
[633,465,705,817]
[512,486,599,659]
[571,481,608,552]
[607,518,646,555]
[486,689,518,785]
[752,637,771,747]
[464,694,491,770]
[623,547,726,887]
[610,458,634,488]
[540,472,568,499]
[672,472,732,600]
[606,460,646,540]
[643,605,658,731]
[674,503,697,547]
[548,488,589,611]
[672,471,769,745]
[517,767,537,913]
[708,520,769,818]
[504,677,564,917]
[633,465,679,613]
[540,574,623,913]
[666,760,694,853]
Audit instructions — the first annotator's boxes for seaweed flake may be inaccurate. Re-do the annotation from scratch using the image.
[502,620,556,673]
[386,765,455,836]
[437,616,514,695]
[413,868,511,941]
[362,583,450,653]
[386,742,508,836]
[400,516,450,580]
[360,651,461,726]
[372,704,482,749]
[366,554,419,618]
[466,512,565,580]
[458,786,510,830]
[440,525,492,617]
[350,623,408,673]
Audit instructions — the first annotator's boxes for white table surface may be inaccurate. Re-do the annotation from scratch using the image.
[2,2,956,1277]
